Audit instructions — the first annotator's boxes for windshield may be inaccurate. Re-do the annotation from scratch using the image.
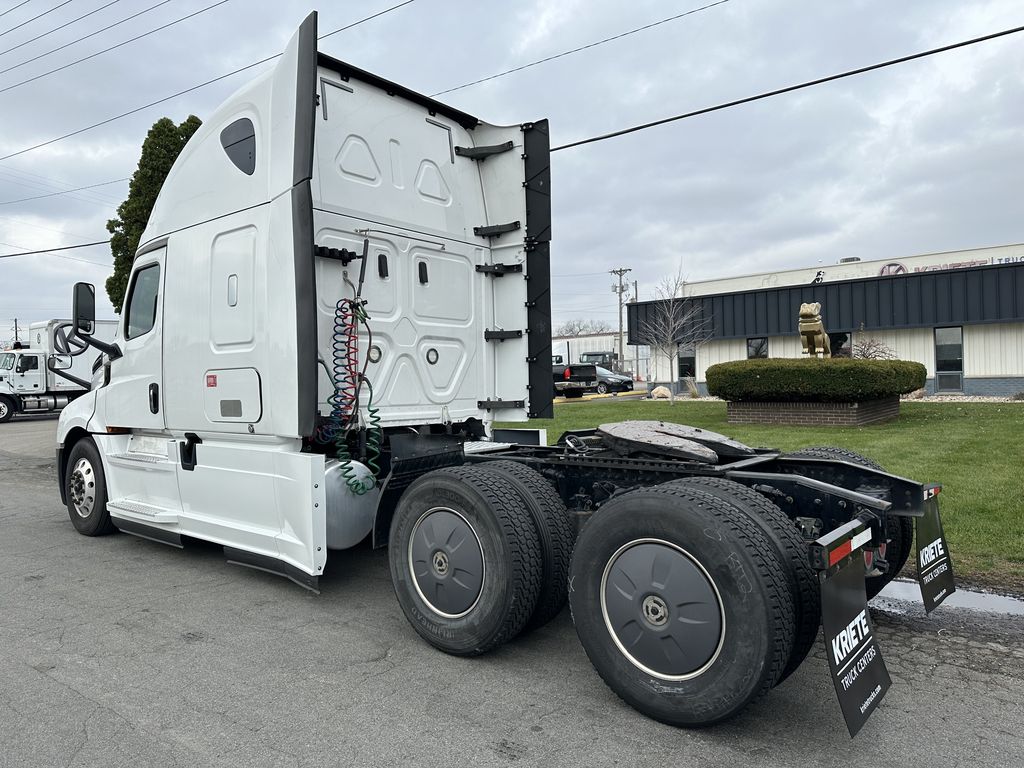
[0,353,13,370]
[596,367,614,376]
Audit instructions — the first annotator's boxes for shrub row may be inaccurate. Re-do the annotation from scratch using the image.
[706,358,927,403]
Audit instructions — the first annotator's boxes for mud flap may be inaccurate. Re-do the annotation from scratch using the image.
[916,487,956,612]
[813,520,892,737]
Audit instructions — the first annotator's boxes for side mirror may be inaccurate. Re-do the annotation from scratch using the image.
[73,282,96,336]
[50,354,73,371]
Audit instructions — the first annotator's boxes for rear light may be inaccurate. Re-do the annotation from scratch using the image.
[863,549,874,569]
[564,367,571,380]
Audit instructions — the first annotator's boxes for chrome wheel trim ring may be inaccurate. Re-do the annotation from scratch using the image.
[600,537,726,681]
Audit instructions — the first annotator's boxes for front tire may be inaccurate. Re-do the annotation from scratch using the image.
[0,395,15,423]
[64,438,115,536]
[388,465,543,656]
[596,382,609,395]
[569,483,795,726]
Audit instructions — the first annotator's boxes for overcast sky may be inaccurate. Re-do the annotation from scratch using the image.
[1,0,1022,344]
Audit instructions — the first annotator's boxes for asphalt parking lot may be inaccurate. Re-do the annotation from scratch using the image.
[1,418,1022,767]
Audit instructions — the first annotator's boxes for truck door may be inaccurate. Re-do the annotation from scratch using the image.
[104,248,166,430]
[12,353,45,394]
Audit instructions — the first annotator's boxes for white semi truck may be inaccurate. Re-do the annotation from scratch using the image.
[0,320,117,422]
[55,12,956,735]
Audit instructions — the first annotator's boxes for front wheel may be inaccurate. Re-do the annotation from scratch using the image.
[596,382,609,395]
[0,395,15,423]
[64,438,116,536]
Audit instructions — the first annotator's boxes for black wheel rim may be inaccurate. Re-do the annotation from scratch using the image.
[408,507,485,618]
[601,539,724,680]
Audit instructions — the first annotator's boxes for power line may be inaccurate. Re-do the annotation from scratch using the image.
[0,177,127,205]
[0,0,73,39]
[552,23,1024,152]
[320,0,416,40]
[0,1,32,22]
[0,0,419,163]
[0,0,123,61]
[0,0,228,95]
[0,240,109,259]
[0,167,122,206]
[431,0,729,97]
[0,1,172,76]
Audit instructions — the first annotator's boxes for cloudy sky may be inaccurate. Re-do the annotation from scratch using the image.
[1,0,1022,344]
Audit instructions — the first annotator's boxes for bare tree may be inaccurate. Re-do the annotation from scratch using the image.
[853,337,897,360]
[638,271,712,404]
[555,318,614,337]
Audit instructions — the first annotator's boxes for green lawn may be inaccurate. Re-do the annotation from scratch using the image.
[499,401,1024,591]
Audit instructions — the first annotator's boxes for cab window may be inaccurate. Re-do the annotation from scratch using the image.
[125,264,161,340]
[16,355,38,372]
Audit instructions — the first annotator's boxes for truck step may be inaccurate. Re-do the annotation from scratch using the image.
[107,499,179,524]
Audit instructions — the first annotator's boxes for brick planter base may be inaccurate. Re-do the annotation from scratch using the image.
[726,396,900,426]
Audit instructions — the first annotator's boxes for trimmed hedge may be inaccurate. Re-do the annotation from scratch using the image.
[706,358,927,403]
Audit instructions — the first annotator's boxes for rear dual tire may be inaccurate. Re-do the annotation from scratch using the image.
[664,477,819,683]
[569,483,796,726]
[388,465,544,656]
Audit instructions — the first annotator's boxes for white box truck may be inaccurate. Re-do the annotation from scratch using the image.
[54,12,956,735]
[0,319,116,422]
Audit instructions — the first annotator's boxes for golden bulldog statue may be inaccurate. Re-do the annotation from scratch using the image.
[799,302,831,358]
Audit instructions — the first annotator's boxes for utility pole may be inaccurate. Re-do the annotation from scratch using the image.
[610,268,632,372]
[13,318,19,345]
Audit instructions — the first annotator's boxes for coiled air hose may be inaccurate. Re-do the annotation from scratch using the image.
[331,295,382,496]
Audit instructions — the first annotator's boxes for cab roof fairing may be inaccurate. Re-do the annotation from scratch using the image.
[138,69,278,250]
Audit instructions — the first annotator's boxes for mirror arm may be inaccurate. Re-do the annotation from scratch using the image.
[81,337,121,360]
[47,357,91,389]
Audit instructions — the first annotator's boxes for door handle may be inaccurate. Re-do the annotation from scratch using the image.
[148,383,159,414]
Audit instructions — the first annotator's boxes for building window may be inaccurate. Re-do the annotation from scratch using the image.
[678,355,695,378]
[829,331,852,358]
[746,337,768,359]
[934,327,963,392]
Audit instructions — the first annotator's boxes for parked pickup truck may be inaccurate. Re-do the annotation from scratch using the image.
[552,362,598,398]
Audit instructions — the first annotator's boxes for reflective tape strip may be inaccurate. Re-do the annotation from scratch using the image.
[851,528,872,550]
[828,527,873,567]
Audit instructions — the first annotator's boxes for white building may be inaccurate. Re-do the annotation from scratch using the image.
[628,244,1024,396]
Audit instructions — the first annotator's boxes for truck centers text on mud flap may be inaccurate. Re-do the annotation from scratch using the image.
[917,489,956,613]
[821,554,892,737]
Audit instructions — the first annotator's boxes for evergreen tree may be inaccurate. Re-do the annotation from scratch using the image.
[105,115,202,311]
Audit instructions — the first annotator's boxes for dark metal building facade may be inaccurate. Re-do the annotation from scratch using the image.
[628,262,1024,343]
[626,261,1024,396]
